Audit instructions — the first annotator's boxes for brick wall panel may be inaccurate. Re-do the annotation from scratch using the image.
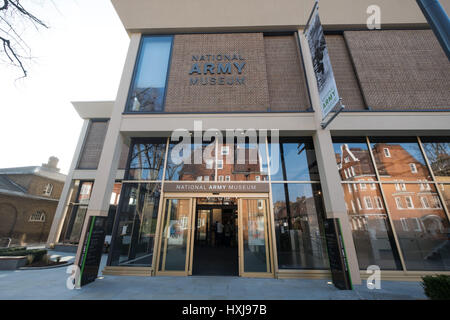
[264,35,310,111]
[165,33,270,112]
[325,35,366,111]
[344,30,450,110]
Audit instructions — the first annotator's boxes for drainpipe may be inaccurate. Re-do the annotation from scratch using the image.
[416,0,450,60]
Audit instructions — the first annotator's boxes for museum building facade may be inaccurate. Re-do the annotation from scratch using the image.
[48,0,450,284]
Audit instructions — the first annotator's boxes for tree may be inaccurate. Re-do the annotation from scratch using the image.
[0,0,48,78]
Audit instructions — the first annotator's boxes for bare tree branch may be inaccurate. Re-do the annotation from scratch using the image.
[0,0,49,78]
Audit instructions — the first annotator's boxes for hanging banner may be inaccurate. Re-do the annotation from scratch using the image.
[304,2,340,119]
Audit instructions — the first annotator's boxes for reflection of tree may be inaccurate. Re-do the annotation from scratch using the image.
[128,183,161,260]
[422,143,450,177]
[132,87,164,112]
[131,143,166,180]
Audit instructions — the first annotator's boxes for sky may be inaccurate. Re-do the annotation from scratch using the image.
[0,0,129,174]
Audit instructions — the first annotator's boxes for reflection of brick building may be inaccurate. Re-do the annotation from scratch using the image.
[338,143,445,226]
[179,143,268,182]
[337,143,449,270]
[0,157,65,245]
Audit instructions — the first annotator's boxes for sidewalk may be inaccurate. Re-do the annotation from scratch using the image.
[0,252,427,300]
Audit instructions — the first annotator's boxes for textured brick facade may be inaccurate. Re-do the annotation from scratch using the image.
[165,33,270,112]
[264,35,310,111]
[77,120,109,169]
[326,35,366,111]
[344,30,450,111]
[0,174,64,245]
[0,195,57,245]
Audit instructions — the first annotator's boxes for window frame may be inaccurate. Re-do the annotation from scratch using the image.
[124,35,174,114]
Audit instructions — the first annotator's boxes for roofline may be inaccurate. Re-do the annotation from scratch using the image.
[72,101,114,120]
[0,188,59,202]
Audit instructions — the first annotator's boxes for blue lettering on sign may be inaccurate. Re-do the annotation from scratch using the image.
[189,54,246,85]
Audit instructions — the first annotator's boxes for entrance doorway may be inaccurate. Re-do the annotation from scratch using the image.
[193,198,238,276]
[155,193,274,278]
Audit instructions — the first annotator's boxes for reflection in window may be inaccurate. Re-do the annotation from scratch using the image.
[382,183,450,271]
[421,137,450,181]
[158,198,191,271]
[342,184,401,270]
[78,182,93,205]
[128,139,167,180]
[269,138,319,181]
[370,138,432,181]
[166,141,216,181]
[218,139,268,181]
[439,184,450,212]
[126,36,173,112]
[109,183,161,267]
[272,183,329,269]
[332,138,376,182]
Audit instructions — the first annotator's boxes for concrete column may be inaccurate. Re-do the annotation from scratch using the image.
[47,120,90,246]
[297,31,361,285]
[74,33,142,265]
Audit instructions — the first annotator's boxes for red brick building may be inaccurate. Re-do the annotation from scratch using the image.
[0,157,65,246]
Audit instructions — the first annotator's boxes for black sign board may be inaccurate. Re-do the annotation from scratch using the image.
[78,216,107,287]
[323,218,352,290]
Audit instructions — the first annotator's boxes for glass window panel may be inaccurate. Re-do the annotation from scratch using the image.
[332,138,376,182]
[269,138,319,181]
[241,199,270,273]
[421,137,450,181]
[217,139,268,181]
[127,139,167,180]
[166,140,215,181]
[66,206,88,243]
[109,183,161,267]
[126,36,172,112]
[77,181,93,204]
[159,199,191,272]
[439,184,450,211]
[272,183,329,269]
[382,183,450,271]
[369,137,432,181]
[342,184,402,270]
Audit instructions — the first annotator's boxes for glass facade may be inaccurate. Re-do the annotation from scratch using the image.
[109,183,161,267]
[108,135,450,273]
[63,181,121,244]
[126,36,173,113]
[110,136,329,271]
[127,139,167,180]
[272,183,329,269]
[333,137,450,271]
[166,141,216,181]
[269,137,319,181]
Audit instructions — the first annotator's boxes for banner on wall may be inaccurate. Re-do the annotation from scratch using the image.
[304,1,340,120]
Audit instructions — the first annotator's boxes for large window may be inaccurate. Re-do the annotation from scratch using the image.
[334,137,450,271]
[127,139,167,180]
[63,181,121,244]
[109,183,161,267]
[109,135,328,270]
[272,183,329,269]
[269,137,328,270]
[166,140,216,181]
[126,36,173,113]
[268,137,319,181]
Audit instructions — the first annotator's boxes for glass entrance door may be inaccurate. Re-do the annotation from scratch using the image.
[156,198,194,275]
[238,198,273,277]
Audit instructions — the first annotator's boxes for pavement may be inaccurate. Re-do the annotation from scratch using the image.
[0,250,428,300]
